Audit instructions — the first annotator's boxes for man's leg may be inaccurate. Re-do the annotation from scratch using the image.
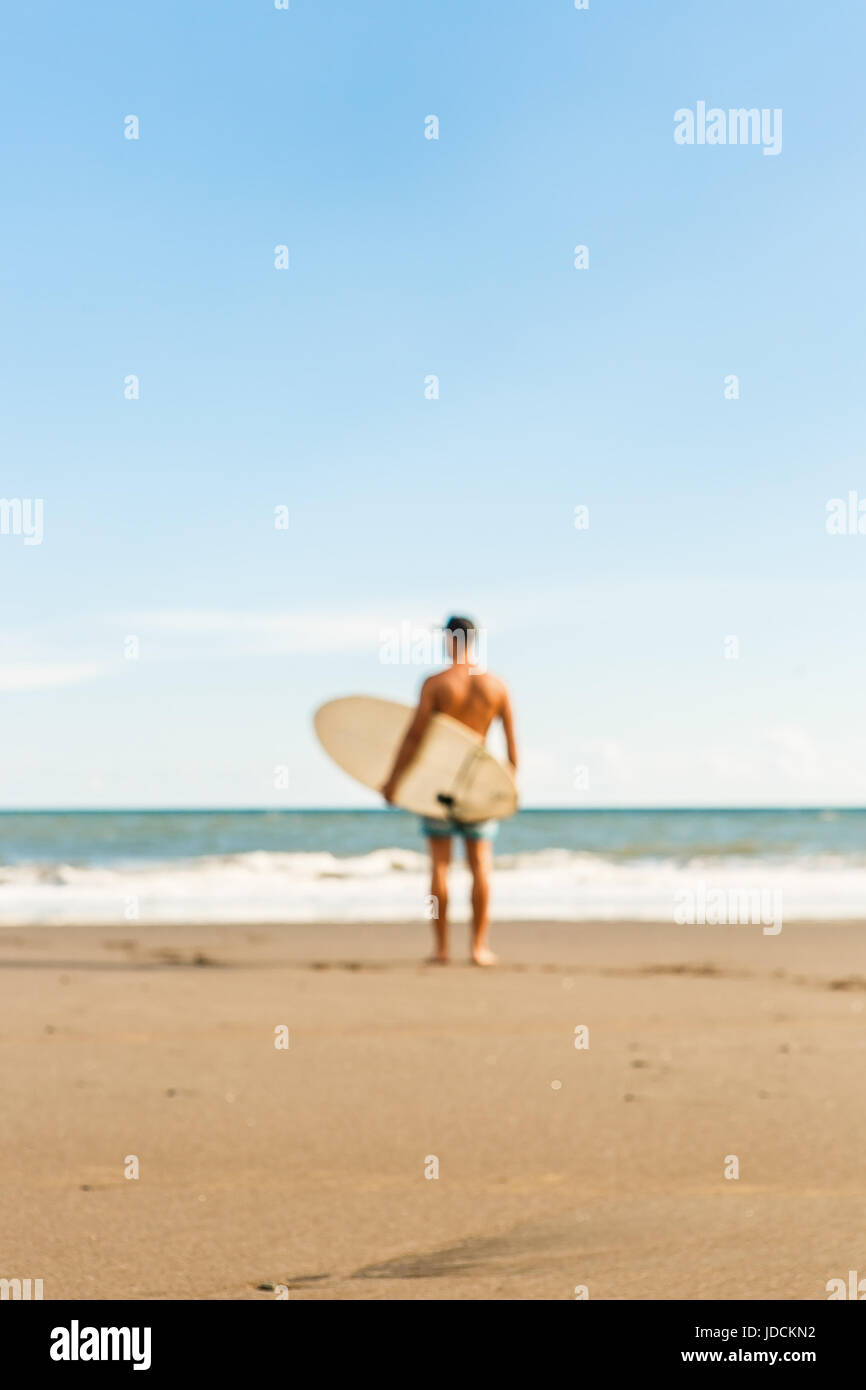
[465,837,495,965]
[427,836,451,962]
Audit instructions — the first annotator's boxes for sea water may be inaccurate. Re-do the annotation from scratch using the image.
[0,808,863,925]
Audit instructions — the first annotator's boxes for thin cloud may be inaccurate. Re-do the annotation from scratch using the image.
[0,662,108,692]
[123,610,443,655]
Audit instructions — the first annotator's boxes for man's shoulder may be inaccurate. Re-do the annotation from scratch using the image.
[423,668,508,695]
[422,669,451,690]
[476,669,507,693]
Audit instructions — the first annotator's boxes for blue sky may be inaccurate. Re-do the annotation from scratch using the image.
[1,0,865,807]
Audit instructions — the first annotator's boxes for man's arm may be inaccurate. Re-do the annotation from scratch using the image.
[381,678,437,804]
[501,689,518,772]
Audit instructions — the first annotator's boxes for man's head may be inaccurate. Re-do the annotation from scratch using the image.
[444,614,477,664]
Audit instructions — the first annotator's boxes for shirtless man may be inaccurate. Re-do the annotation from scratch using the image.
[381,616,517,966]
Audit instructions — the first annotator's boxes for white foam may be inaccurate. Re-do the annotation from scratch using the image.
[0,848,863,925]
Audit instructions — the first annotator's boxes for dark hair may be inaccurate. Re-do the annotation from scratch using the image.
[444,615,477,639]
[444,615,477,659]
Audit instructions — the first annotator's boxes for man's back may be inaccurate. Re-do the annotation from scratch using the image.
[424,667,509,740]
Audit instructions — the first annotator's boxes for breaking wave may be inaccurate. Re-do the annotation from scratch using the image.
[0,848,863,925]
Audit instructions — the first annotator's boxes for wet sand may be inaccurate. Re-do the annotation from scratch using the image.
[1,919,865,1300]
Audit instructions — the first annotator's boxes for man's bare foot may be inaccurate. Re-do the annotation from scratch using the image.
[471,948,497,966]
[425,954,450,965]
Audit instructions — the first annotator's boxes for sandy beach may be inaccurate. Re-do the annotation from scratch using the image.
[2,918,865,1301]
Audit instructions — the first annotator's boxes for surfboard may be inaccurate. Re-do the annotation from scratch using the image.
[313,696,518,822]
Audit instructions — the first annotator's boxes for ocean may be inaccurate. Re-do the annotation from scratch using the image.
[0,808,863,925]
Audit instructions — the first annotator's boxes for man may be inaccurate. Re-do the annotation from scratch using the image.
[381,616,517,966]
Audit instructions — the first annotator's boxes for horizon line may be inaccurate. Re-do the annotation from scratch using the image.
[0,806,863,815]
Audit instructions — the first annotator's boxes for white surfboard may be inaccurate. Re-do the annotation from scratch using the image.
[314,696,518,822]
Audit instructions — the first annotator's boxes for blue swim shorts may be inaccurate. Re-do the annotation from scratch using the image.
[420,816,499,842]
